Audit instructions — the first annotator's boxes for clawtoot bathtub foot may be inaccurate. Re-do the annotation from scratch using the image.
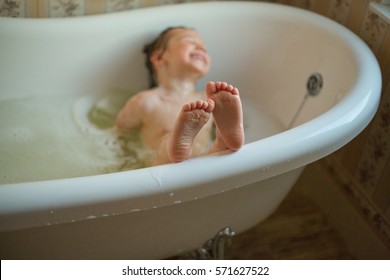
[179,226,236,260]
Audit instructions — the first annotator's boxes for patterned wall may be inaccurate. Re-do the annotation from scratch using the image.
[0,0,191,17]
[1,0,389,248]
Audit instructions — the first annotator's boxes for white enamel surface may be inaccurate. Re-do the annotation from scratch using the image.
[0,2,381,258]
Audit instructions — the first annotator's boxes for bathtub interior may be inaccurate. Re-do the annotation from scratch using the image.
[1,4,359,120]
[200,11,360,129]
[0,3,363,184]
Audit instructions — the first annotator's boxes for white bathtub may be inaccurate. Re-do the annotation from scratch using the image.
[0,2,381,259]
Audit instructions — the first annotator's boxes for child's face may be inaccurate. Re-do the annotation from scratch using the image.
[158,29,211,78]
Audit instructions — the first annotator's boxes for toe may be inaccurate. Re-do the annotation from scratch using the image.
[206,81,216,95]
[205,99,215,112]
[182,103,192,111]
[201,101,208,110]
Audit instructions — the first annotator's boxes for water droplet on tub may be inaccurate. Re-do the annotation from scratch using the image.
[86,215,97,219]
[130,209,141,213]
[169,192,175,197]
[174,200,182,204]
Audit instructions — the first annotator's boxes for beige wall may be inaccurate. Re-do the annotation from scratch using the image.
[1,0,389,251]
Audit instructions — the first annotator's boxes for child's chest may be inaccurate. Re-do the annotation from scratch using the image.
[142,100,181,129]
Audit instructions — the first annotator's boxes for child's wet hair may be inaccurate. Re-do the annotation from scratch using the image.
[143,26,191,88]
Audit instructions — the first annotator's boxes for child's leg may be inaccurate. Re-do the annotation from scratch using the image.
[206,81,244,153]
[155,99,215,164]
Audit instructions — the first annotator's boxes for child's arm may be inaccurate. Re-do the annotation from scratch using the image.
[115,93,145,131]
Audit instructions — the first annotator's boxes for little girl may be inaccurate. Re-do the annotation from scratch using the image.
[116,27,244,165]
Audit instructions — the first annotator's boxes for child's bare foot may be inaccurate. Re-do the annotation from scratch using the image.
[167,99,215,162]
[206,81,244,151]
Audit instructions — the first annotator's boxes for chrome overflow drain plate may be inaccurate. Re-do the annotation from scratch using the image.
[307,73,323,96]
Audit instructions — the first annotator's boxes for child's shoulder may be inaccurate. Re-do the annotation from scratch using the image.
[130,88,159,102]
[137,87,160,97]
[126,88,161,112]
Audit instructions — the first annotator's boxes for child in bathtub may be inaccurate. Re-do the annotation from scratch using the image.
[116,27,244,165]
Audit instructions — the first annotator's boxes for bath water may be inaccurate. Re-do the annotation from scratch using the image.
[0,91,284,185]
[0,90,153,185]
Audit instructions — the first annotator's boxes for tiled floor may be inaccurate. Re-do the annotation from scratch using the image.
[224,186,353,260]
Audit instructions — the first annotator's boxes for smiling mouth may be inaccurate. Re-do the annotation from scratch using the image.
[190,52,206,62]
